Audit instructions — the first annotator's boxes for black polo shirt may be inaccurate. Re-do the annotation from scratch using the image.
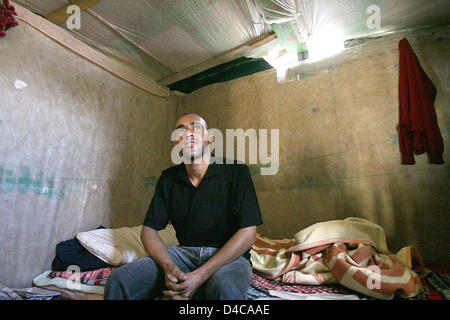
[143,157,263,259]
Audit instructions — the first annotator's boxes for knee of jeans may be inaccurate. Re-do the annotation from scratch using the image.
[106,268,122,286]
[107,264,133,287]
[206,277,247,300]
[104,269,123,298]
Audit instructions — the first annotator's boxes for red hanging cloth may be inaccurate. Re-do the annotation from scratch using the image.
[398,37,444,165]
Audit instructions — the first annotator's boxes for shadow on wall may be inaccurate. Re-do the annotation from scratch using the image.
[251,156,368,239]
[253,154,449,263]
[386,166,450,263]
[106,90,176,230]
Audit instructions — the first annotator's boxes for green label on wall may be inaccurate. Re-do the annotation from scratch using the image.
[0,166,66,199]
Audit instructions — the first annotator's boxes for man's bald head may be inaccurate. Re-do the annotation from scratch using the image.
[175,113,208,131]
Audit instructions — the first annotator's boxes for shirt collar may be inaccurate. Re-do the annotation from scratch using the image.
[173,156,223,183]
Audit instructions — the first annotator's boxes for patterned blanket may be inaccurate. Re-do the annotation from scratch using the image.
[412,271,449,300]
[246,272,354,300]
[49,267,116,286]
[251,218,427,300]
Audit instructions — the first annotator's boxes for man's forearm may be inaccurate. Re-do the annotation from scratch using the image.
[140,225,175,271]
[193,226,256,283]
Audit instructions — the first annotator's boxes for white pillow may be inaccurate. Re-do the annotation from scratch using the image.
[76,224,179,266]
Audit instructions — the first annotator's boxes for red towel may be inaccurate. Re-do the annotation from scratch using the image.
[398,38,444,164]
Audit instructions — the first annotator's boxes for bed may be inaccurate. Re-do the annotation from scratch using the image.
[31,265,449,301]
[30,223,449,301]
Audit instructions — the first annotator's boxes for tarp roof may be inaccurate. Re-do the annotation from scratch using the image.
[11,0,450,91]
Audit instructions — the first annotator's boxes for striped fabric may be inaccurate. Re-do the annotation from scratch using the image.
[251,219,426,300]
[49,267,116,286]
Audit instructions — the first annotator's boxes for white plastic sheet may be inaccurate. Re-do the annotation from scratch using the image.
[13,0,269,81]
[12,0,449,83]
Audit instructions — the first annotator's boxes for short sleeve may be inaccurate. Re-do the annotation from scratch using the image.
[143,171,170,231]
[231,164,263,229]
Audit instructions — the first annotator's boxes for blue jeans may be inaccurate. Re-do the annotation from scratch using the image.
[104,246,253,300]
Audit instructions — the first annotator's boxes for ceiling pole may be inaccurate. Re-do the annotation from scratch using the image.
[158,32,278,86]
[13,2,170,97]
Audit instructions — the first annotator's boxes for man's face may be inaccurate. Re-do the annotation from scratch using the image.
[174,114,209,161]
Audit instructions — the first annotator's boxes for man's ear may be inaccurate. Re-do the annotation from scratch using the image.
[207,131,215,144]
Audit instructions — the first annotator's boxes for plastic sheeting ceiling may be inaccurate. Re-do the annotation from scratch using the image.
[13,0,268,83]
[12,0,449,85]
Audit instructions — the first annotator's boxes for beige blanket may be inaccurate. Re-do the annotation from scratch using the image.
[251,217,427,300]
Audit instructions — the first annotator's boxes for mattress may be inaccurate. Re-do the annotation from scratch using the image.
[31,270,362,300]
[32,266,449,300]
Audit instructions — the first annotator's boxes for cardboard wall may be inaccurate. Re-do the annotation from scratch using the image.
[178,29,449,264]
[0,23,176,287]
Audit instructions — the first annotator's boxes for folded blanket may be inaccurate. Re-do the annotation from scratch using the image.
[251,234,336,285]
[251,218,425,300]
[0,284,23,300]
[33,271,105,295]
[49,267,116,286]
[35,284,103,300]
[286,217,389,253]
[324,242,422,299]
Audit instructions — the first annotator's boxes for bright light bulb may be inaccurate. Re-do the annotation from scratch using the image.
[307,27,345,62]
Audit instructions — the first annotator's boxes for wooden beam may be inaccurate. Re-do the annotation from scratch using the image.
[158,33,278,86]
[12,2,170,97]
[45,0,100,25]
